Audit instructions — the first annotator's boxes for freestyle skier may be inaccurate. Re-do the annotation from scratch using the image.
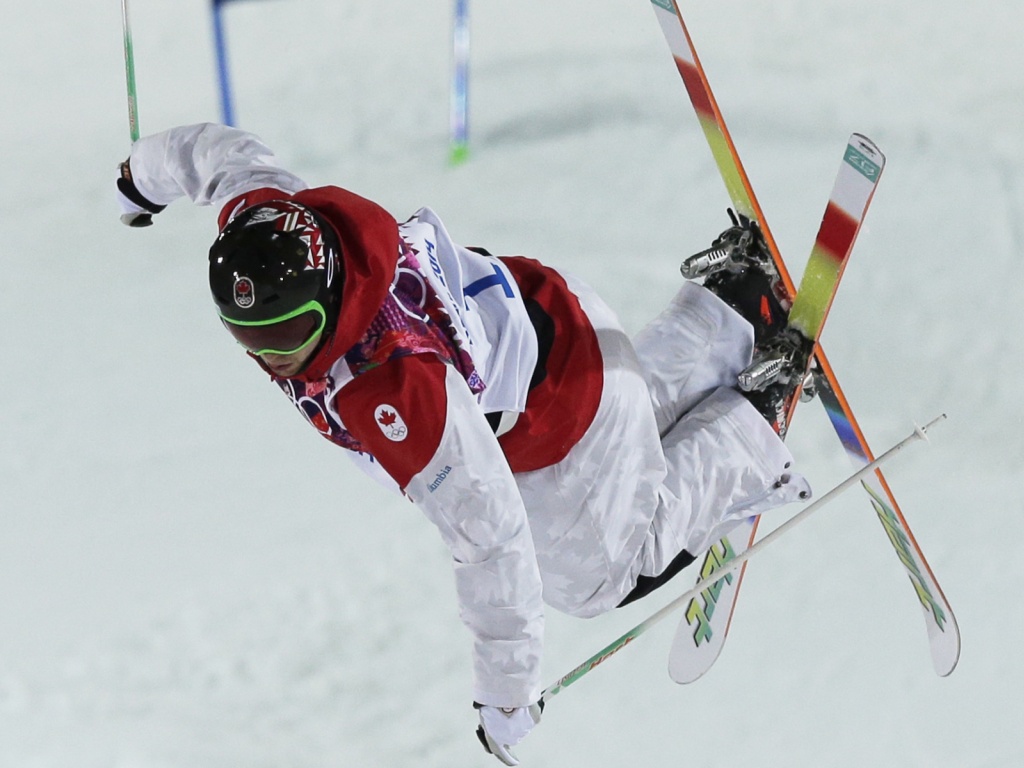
[116,122,809,765]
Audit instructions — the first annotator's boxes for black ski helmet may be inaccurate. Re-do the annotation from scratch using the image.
[209,200,343,335]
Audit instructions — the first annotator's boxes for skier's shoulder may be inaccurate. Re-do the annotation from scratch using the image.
[332,353,451,487]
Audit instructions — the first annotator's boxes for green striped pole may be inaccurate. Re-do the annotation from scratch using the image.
[542,415,944,703]
[121,0,141,142]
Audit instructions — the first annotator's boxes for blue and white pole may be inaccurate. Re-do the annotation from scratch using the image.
[449,0,470,165]
[211,0,236,126]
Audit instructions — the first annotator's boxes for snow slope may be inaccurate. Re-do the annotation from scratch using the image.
[1,0,1021,765]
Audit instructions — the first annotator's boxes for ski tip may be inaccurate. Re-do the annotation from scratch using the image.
[933,611,962,678]
[850,133,885,164]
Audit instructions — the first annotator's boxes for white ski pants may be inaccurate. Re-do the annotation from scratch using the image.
[515,278,810,618]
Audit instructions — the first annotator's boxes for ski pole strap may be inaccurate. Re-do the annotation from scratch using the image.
[540,414,946,704]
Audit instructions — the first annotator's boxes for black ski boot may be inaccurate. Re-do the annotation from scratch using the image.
[736,327,814,438]
[681,210,789,345]
[683,211,819,437]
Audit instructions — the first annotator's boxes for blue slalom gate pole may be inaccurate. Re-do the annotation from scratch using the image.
[449,0,470,164]
[212,0,236,126]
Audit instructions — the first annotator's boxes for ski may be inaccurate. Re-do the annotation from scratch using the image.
[648,0,960,680]
[812,359,960,676]
[669,133,885,683]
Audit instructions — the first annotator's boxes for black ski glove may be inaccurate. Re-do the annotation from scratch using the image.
[116,159,166,227]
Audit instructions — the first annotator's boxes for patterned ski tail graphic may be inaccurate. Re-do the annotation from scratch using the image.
[667,519,750,684]
[814,362,960,676]
[648,0,960,681]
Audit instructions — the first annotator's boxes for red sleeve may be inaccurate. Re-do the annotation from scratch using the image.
[333,355,449,489]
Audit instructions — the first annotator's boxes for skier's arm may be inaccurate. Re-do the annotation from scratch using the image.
[117,123,307,220]
[334,354,545,709]
[344,450,403,496]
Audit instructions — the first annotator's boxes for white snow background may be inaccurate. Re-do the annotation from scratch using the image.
[1,0,1021,765]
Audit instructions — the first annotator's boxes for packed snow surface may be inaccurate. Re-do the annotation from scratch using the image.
[2,0,1021,765]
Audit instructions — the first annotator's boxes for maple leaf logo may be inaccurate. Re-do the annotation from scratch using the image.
[373,404,408,442]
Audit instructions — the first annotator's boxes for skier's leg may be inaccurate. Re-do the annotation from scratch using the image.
[515,273,808,617]
[515,273,669,618]
[635,386,810,583]
[632,282,754,437]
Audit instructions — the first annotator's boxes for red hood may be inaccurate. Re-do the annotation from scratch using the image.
[219,185,400,382]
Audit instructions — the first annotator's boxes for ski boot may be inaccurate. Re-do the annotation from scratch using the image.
[736,327,815,438]
[681,210,789,345]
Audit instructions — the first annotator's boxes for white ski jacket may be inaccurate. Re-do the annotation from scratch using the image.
[124,123,810,710]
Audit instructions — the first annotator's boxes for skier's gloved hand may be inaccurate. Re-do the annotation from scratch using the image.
[474,701,543,766]
[116,159,166,227]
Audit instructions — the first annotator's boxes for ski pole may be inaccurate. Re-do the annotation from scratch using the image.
[541,414,946,703]
[211,0,236,126]
[121,0,141,143]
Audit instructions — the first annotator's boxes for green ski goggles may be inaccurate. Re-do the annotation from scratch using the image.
[221,300,327,356]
